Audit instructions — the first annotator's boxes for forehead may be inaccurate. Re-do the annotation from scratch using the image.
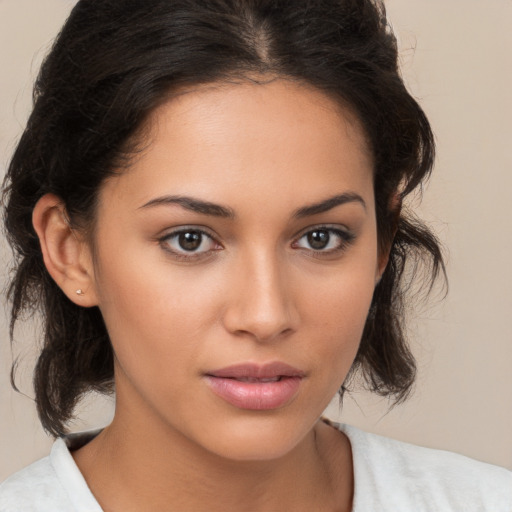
[101,79,374,215]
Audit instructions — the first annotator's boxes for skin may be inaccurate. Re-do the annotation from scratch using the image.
[33,78,387,511]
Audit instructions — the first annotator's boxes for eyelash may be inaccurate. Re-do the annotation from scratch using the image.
[158,225,355,261]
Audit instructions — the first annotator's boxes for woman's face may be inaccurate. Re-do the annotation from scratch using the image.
[88,79,381,460]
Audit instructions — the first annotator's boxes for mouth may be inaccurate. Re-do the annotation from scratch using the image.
[204,362,305,410]
[226,376,282,383]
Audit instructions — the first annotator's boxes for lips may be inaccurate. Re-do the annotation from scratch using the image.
[204,362,305,410]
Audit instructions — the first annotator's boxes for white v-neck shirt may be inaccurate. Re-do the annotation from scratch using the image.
[1,423,511,511]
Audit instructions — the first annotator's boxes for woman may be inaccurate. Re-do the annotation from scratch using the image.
[1,0,510,510]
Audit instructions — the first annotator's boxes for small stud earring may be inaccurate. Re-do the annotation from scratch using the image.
[76,289,85,296]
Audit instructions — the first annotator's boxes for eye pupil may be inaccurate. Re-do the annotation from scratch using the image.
[307,230,329,249]
[178,231,202,251]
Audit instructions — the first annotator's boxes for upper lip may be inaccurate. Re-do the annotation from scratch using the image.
[206,362,305,379]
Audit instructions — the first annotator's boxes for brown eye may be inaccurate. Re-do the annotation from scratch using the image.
[178,231,203,251]
[307,230,330,250]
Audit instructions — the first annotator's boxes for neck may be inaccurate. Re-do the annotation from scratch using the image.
[72,393,353,512]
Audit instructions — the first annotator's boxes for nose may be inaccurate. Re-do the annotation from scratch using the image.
[221,249,298,343]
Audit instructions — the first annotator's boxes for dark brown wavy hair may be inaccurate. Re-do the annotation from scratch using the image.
[3,0,444,436]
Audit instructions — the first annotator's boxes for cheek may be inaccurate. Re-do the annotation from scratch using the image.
[93,245,221,384]
[300,254,377,374]
[312,286,372,364]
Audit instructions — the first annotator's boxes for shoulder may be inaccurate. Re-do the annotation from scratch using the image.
[0,452,70,511]
[0,436,102,512]
[338,423,512,512]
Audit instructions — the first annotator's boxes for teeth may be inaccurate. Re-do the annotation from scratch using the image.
[236,376,281,383]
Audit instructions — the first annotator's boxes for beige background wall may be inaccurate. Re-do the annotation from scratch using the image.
[1,0,511,481]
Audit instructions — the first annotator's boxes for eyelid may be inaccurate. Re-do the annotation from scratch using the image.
[156,224,218,239]
[293,222,352,239]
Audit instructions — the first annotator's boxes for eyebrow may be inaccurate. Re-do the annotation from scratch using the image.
[293,192,366,218]
[139,195,235,218]
[139,192,366,219]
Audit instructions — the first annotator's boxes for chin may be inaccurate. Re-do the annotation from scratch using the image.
[193,413,314,463]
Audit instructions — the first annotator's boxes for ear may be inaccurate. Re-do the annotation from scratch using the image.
[32,194,98,307]
[375,192,402,284]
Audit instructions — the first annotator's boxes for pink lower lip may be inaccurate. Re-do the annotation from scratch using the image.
[205,376,302,410]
